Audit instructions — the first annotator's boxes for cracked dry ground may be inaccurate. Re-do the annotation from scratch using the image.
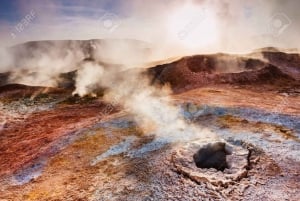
[0,85,299,201]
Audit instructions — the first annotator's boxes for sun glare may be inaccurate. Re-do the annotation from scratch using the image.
[167,3,219,50]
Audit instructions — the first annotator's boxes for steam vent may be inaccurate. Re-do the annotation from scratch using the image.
[171,140,251,186]
[193,142,229,171]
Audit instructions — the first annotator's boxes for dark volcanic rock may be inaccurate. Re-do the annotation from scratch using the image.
[186,55,216,73]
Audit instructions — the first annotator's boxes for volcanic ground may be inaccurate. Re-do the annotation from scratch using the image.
[0,41,299,201]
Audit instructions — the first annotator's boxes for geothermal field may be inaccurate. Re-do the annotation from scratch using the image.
[0,1,300,201]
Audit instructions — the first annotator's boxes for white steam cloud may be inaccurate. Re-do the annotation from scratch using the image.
[73,62,104,97]
[0,48,13,73]
[73,51,216,141]
[1,0,300,53]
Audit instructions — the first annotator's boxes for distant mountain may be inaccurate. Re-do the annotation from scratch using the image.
[7,39,152,69]
[253,47,299,53]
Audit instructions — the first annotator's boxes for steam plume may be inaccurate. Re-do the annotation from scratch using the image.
[72,43,216,141]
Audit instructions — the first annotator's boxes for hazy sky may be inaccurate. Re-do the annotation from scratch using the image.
[0,0,299,52]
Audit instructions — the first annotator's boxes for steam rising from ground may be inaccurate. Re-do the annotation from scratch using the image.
[0,41,88,86]
[0,39,218,141]
[0,39,153,87]
[73,52,216,141]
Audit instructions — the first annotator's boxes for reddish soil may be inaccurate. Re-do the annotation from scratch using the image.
[148,52,299,93]
[0,98,118,178]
